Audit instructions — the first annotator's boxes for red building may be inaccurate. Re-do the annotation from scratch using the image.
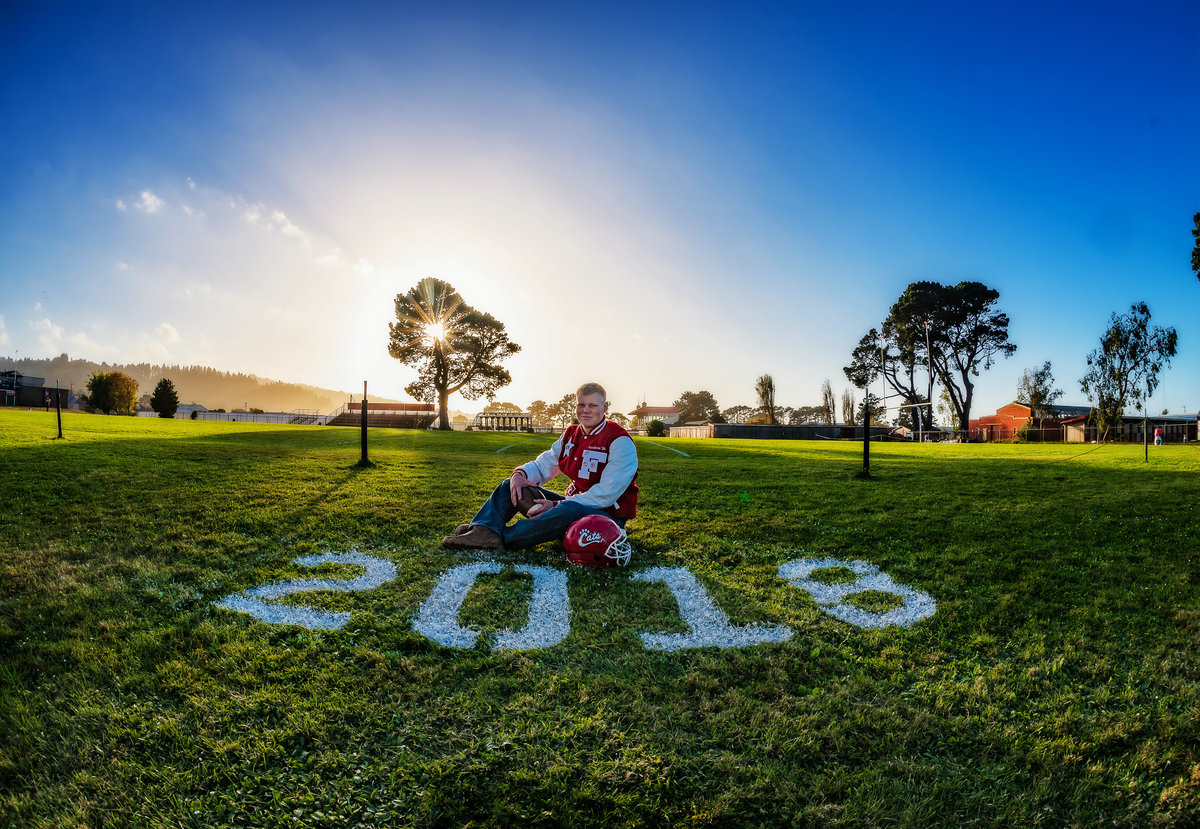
[969,402,1091,442]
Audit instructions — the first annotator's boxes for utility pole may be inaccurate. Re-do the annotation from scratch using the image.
[55,379,63,439]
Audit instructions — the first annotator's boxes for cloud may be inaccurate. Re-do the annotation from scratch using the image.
[156,323,181,342]
[240,202,301,236]
[187,177,197,190]
[138,340,171,363]
[0,315,8,346]
[237,198,346,265]
[137,190,165,213]
[32,317,106,355]
[115,199,127,212]
[32,317,65,352]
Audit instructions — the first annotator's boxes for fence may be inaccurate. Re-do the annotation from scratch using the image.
[138,410,338,425]
[668,423,893,441]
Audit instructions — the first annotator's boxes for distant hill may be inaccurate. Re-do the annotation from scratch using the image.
[3,353,401,413]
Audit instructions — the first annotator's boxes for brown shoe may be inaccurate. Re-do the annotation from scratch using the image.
[515,485,541,517]
[442,525,503,549]
[454,523,472,536]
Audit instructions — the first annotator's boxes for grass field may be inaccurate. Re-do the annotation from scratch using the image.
[2,409,1199,827]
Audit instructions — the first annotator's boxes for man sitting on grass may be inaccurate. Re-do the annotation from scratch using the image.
[443,382,638,550]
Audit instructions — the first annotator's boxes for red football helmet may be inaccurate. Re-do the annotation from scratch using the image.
[563,515,633,568]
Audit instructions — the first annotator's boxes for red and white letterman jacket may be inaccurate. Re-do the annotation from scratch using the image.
[516,420,639,520]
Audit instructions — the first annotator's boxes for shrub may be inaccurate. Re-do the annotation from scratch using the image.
[648,419,666,436]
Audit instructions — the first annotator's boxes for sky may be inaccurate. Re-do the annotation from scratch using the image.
[2,1,1198,419]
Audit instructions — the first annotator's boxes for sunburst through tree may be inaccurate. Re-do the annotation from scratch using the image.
[388,278,520,429]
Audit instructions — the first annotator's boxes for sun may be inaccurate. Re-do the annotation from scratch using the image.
[423,320,447,344]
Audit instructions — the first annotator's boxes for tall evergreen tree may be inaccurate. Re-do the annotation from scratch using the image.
[150,378,180,418]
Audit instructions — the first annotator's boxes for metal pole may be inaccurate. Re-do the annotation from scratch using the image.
[862,390,871,476]
[55,379,63,439]
[360,380,369,466]
[924,320,932,441]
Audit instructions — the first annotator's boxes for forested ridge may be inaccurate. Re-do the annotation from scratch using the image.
[3,353,378,412]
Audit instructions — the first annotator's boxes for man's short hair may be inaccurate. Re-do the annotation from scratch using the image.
[576,382,606,401]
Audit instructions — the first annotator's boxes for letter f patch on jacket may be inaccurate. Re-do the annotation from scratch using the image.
[580,449,608,479]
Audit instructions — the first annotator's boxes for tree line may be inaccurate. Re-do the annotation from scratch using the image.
[3,354,351,413]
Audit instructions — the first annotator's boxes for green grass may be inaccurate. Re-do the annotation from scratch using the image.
[2,409,1199,826]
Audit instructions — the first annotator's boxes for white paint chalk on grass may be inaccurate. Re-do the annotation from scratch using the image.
[644,441,690,457]
[634,566,793,650]
[777,557,936,629]
[496,439,540,454]
[412,562,571,651]
[494,566,570,651]
[216,552,397,631]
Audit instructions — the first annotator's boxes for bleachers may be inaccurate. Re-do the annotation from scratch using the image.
[327,402,437,430]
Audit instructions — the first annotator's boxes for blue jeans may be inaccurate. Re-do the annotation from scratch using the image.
[470,479,625,549]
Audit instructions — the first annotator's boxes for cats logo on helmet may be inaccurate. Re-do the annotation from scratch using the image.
[563,515,632,568]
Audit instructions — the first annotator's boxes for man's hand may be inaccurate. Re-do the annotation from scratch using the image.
[509,470,529,506]
[525,499,556,518]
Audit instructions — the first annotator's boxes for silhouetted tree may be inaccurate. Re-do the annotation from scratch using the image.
[891,281,1015,438]
[388,278,520,429]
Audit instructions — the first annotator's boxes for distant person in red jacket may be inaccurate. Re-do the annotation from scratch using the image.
[1154,427,1163,446]
[443,382,639,549]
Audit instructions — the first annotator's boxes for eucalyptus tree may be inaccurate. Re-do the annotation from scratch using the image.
[755,374,777,425]
[1016,362,1063,418]
[820,379,837,426]
[1079,302,1177,440]
[840,388,856,425]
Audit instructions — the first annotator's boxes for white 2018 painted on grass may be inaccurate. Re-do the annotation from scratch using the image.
[216,554,935,649]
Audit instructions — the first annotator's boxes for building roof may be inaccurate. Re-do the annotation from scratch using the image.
[991,401,1093,418]
[630,405,680,415]
[1060,413,1196,425]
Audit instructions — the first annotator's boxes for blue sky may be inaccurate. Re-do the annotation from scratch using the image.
[2,1,1197,418]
